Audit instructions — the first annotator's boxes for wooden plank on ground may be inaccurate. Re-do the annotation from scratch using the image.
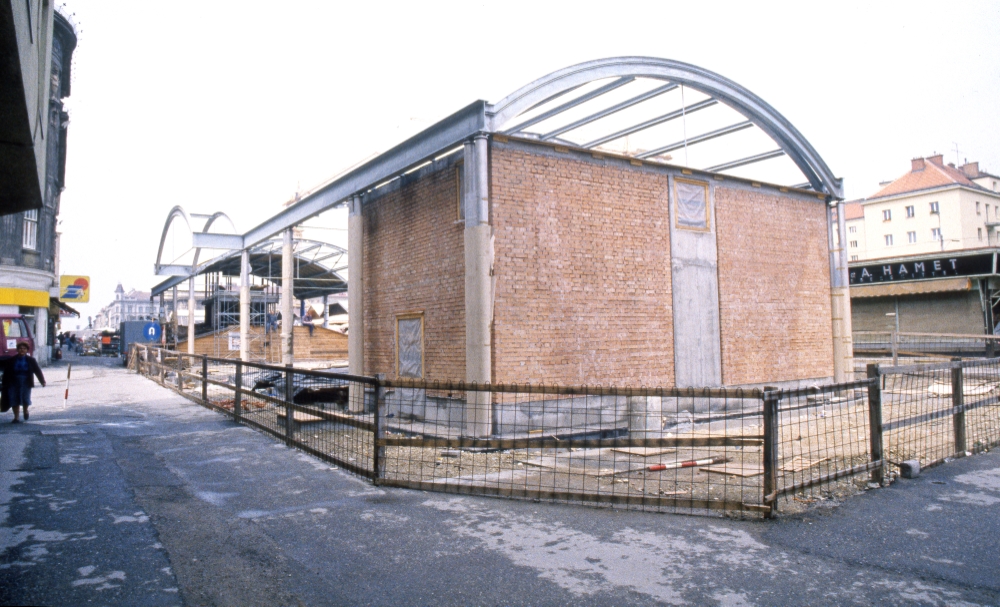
[611,447,677,457]
[276,410,325,423]
[779,456,829,472]
[700,463,763,477]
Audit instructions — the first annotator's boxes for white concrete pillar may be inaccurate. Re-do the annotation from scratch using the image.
[322,294,329,328]
[463,134,493,437]
[35,307,48,364]
[348,194,365,412]
[828,201,854,382]
[239,249,250,362]
[187,277,196,355]
[281,228,294,366]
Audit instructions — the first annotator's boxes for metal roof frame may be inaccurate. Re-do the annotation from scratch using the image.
[215,57,844,249]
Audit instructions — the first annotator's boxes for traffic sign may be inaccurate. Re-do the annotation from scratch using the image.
[143,322,162,342]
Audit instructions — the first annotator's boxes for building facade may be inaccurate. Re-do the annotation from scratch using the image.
[845,156,1000,261]
[94,284,160,329]
[0,9,76,363]
[361,137,836,388]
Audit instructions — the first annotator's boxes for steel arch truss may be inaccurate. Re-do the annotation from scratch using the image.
[488,57,842,199]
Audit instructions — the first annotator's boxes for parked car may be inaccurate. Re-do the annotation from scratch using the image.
[0,315,35,361]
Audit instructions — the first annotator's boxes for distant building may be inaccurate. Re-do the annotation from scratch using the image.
[845,155,1000,261]
[0,8,77,363]
[95,284,161,329]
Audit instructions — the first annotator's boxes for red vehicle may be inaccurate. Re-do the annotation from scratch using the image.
[0,315,35,360]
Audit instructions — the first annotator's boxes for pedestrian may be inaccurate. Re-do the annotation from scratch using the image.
[0,342,46,423]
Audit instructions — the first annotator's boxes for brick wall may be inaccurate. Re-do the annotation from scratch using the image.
[490,144,675,387]
[363,164,465,380]
[715,186,834,384]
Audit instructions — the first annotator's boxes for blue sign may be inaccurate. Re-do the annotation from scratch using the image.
[143,322,162,342]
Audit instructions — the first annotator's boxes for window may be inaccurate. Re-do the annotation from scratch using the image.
[905,205,915,218]
[884,234,893,246]
[979,227,983,241]
[932,228,942,240]
[849,240,858,248]
[396,313,424,379]
[977,201,982,214]
[907,231,917,243]
[882,209,892,221]
[1,318,27,338]
[850,255,858,261]
[848,225,857,234]
[22,210,38,250]
[930,201,939,214]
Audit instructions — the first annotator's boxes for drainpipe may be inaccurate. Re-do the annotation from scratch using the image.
[828,201,854,382]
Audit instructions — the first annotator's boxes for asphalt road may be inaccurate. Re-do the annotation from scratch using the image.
[1,353,998,606]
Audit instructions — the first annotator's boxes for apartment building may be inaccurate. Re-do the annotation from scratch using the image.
[845,155,1000,261]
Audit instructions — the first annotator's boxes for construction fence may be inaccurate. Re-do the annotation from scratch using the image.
[131,344,1000,519]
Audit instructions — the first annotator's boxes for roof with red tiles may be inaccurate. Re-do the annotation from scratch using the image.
[844,201,864,220]
[871,155,988,199]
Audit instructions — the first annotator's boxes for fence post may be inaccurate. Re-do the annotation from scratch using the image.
[158,349,164,385]
[176,352,184,390]
[762,389,780,518]
[233,360,243,419]
[201,356,208,403]
[373,376,386,482]
[866,363,884,485]
[890,331,898,366]
[284,365,294,444]
[952,358,966,455]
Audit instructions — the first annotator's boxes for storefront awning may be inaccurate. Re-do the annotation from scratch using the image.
[850,277,972,299]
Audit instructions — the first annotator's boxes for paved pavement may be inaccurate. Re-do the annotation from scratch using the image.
[1,353,999,606]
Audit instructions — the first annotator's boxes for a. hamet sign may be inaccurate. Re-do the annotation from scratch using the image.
[849,253,995,285]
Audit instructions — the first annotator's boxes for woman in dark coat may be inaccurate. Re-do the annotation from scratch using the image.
[0,343,46,423]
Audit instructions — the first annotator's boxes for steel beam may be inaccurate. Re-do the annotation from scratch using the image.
[542,83,679,142]
[637,121,753,160]
[504,77,635,136]
[155,265,193,277]
[704,149,785,173]
[582,98,716,149]
[192,233,244,250]
[242,101,488,248]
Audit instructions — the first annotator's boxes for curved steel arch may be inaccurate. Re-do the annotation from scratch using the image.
[155,207,239,276]
[154,206,193,274]
[488,57,842,199]
[191,211,237,267]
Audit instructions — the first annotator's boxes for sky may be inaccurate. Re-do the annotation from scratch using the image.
[54,0,1000,327]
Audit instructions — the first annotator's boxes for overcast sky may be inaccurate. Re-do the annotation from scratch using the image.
[55,0,1000,327]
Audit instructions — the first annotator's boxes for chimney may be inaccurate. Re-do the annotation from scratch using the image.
[911,157,925,171]
[961,161,980,178]
[928,154,944,167]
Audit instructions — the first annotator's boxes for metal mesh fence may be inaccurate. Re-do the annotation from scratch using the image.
[768,381,879,512]
[880,358,1000,474]
[130,345,1000,519]
[376,380,767,516]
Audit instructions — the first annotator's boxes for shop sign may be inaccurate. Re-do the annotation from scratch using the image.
[849,253,994,285]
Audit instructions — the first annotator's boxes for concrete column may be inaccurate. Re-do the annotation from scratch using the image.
[281,228,294,366]
[828,201,854,382]
[348,194,365,412]
[322,294,329,328]
[187,277,196,355]
[171,286,178,349]
[239,249,250,361]
[463,134,493,437]
[35,306,48,364]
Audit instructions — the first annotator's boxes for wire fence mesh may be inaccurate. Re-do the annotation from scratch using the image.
[131,344,1000,519]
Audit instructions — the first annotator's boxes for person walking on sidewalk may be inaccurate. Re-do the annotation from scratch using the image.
[0,343,46,423]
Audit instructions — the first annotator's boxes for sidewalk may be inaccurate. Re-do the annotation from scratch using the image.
[1,354,998,606]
